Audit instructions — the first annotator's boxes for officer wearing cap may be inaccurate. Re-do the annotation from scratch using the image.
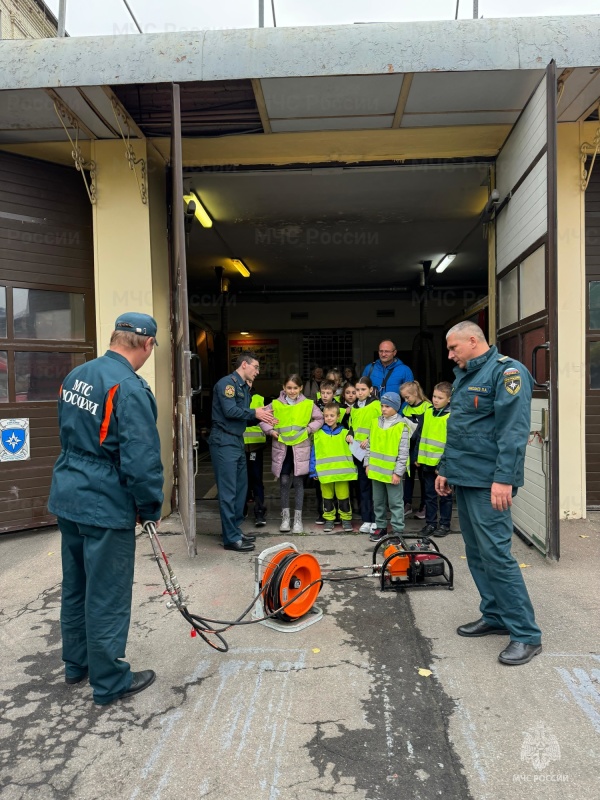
[209,351,276,552]
[48,312,164,706]
[435,321,542,666]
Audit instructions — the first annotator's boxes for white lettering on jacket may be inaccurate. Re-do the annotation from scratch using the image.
[62,387,99,416]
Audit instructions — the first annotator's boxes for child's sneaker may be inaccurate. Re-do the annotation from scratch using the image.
[370,523,378,534]
[369,528,388,542]
[323,520,335,533]
[315,515,325,525]
[342,520,354,533]
[403,503,413,516]
[358,522,372,534]
[414,508,426,520]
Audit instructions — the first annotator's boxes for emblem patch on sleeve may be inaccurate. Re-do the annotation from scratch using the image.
[504,374,521,395]
[224,385,235,398]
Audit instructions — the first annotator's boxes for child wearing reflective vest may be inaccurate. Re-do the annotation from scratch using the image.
[259,374,323,534]
[400,380,432,519]
[313,379,343,524]
[309,403,358,533]
[364,392,411,542]
[416,381,453,538]
[243,381,267,527]
[346,376,381,534]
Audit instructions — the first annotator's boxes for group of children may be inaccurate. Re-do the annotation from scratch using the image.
[244,370,453,539]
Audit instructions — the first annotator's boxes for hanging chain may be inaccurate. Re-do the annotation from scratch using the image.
[53,99,97,204]
[110,98,148,204]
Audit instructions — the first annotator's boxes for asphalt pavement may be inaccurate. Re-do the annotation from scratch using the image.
[1,504,599,800]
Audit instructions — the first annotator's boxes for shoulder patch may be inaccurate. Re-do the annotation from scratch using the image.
[503,367,520,376]
[504,375,521,395]
[224,385,235,398]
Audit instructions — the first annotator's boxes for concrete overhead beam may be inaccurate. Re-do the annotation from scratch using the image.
[0,16,599,91]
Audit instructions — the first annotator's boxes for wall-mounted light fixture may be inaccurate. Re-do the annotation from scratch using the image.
[435,253,456,274]
[183,191,213,228]
[231,258,251,278]
[240,331,250,336]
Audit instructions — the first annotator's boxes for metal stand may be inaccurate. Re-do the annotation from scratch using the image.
[372,534,454,591]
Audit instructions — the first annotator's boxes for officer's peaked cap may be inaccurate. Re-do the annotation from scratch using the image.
[114,312,159,346]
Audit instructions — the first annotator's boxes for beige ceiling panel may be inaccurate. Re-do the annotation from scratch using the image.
[270,116,394,132]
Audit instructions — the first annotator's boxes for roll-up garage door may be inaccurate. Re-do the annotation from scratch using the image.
[0,152,95,534]
[494,62,559,559]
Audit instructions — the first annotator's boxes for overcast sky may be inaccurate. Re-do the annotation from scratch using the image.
[44,0,599,37]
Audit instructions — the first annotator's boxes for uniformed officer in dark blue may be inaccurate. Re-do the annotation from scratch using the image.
[209,351,276,552]
[436,321,542,666]
[48,312,164,706]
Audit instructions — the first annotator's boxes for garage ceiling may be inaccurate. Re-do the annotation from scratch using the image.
[183,162,491,292]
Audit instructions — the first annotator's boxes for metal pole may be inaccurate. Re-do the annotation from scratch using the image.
[454,0,460,20]
[58,0,67,37]
[473,0,479,18]
[259,0,264,27]
[271,0,277,26]
[122,0,143,34]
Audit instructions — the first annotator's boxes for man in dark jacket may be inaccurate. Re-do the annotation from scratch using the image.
[436,321,542,666]
[49,312,164,706]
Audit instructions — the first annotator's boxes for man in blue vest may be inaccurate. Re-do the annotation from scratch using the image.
[49,312,164,706]
[361,339,413,399]
[209,351,276,552]
[435,321,542,666]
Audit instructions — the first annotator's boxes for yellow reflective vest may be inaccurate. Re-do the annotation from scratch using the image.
[368,419,410,483]
[402,400,432,418]
[417,407,450,466]
[313,428,358,483]
[350,400,381,441]
[272,398,314,446]
[244,395,266,445]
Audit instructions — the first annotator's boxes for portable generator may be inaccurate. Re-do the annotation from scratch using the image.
[372,534,454,591]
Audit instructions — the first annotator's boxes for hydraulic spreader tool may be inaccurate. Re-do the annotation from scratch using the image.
[142,522,454,653]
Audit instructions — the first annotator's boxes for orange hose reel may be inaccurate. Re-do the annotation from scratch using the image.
[261,546,322,621]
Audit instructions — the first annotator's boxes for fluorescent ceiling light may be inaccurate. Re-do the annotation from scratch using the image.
[435,253,457,273]
[231,258,251,278]
[183,192,213,228]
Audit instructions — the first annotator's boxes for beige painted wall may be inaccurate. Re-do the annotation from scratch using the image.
[91,139,174,515]
[557,122,587,519]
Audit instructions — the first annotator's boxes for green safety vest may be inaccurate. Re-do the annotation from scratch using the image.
[313,429,358,483]
[402,400,432,418]
[417,408,450,466]
[350,401,381,441]
[368,420,409,484]
[244,395,266,445]
[272,398,314,446]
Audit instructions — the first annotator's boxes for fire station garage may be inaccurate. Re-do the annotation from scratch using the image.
[0,16,599,558]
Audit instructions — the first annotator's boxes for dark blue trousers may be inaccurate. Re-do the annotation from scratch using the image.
[245,448,266,517]
[455,486,542,644]
[209,429,247,545]
[422,469,452,526]
[59,517,135,705]
[355,456,374,523]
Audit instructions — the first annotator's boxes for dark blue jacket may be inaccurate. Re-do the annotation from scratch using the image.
[361,358,414,399]
[210,370,257,437]
[48,350,164,528]
[438,346,533,488]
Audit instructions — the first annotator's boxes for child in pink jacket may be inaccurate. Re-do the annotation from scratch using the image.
[260,374,323,534]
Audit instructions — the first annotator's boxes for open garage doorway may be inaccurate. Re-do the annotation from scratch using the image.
[183,160,491,529]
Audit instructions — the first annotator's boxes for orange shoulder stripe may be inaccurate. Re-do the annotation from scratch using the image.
[99,384,119,445]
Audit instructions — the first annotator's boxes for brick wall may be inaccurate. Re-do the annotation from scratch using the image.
[0,0,57,39]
